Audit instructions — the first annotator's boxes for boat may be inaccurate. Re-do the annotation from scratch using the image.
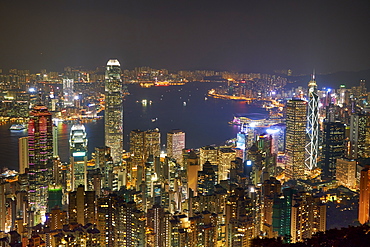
[9,124,26,131]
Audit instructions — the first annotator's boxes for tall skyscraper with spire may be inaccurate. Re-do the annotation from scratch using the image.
[104,59,123,164]
[305,73,319,170]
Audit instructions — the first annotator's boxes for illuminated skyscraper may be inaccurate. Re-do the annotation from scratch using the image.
[62,78,74,107]
[336,158,356,190]
[350,113,370,159]
[19,137,29,174]
[285,99,307,180]
[290,192,326,243]
[167,129,185,164]
[218,148,236,182]
[322,121,345,180]
[27,105,53,224]
[129,129,160,188]
[199,146,218,170]
[305,74,319,170]
[105,59,123,164]
[69,124,88,191]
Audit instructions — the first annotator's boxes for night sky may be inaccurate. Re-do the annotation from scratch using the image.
[0,0,369,74]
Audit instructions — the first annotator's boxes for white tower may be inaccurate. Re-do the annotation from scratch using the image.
[305,73,319,170]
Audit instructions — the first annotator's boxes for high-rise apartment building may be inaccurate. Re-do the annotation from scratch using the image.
[69,124,88,191]
[285,99,307,180]
[27,104,53,225]
[105,59,123,164]
[68,185,96,226]
[305,75,319,170]
[290,192,326,243]
[167,129,185,164]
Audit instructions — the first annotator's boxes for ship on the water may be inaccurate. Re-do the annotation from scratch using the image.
[9,124,26,131]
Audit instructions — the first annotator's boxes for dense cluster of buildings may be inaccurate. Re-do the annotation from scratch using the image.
[0,60,370,246]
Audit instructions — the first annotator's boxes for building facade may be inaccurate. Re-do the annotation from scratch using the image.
[305,75,319,171]
[167,129,185,164]
[69,124,88,191]
[27,104,53,225]
[285,99,307,180]
[105,59,123,164]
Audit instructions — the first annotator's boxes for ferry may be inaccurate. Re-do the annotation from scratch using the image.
[9,124,26,131]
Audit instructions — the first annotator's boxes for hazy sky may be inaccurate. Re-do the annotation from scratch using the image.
[0,0,369,74]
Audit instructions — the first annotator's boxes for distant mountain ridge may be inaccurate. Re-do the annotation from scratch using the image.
[285,69,370,90]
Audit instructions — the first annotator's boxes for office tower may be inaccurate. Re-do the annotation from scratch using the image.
[198,161,217,196]
[322,122,345,180]
[359,167,370,224]
[305,75,319,170]
[167,129,185,164]
[105,59,123,164]
[129,129,160,188]
[257,134,276,179]
[53,124,58,158]
[69,124,88,191]
[236,124,247,160]
[337,86,350,106]
[18,137,29,174]
[144,129,161,158]
[47,185,63,213]
[247,144,263,185]
[186,151,200,195]
[350,113,370,159]
[285,99,307,180]
[27,104,53,225]
[62,78,74,106]
[68,185,96,225]
[336,158,357,190]
[199,146,218,170]
[218,148,236,182]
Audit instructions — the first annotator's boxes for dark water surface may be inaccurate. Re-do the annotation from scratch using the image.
[0,82,265,170]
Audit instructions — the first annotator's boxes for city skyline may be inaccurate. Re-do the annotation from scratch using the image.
[0,63,368,245]
[0,1,370,74]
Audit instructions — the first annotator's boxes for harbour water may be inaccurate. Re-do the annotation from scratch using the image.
[0,82,267,171]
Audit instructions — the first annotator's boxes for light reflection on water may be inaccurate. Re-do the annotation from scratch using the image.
[0,82,267,170]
